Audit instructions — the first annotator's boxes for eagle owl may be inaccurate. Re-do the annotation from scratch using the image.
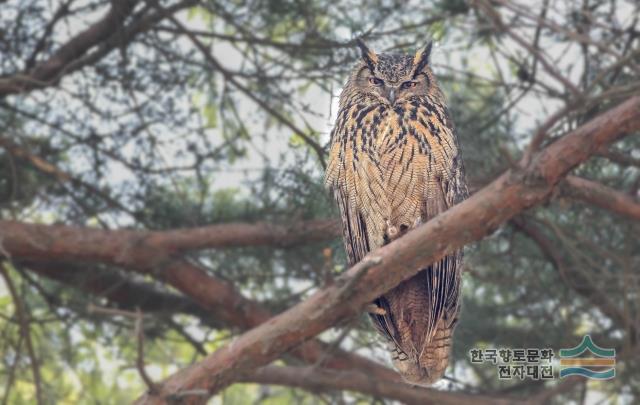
[325,40,468,385]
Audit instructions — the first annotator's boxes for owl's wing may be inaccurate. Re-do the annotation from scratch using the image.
[440,105,469,208]
[420,106,468,334]
[424,152,467,335]
[325,111,387,267]
[333,184,370,266]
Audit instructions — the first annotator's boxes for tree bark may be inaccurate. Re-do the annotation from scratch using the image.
[562,175,640,220]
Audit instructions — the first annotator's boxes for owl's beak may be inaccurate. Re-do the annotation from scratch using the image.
[384,87,397,104]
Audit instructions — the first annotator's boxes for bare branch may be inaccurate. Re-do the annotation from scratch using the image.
[0,136,138,218]
[0,0,197,97]
[0,0,139,96]
[512,217,636,338]
[161,10,328,167]
[472,0,582,97]
[135,308,158,394]
[0,264,44,405]
[561,175,640,221]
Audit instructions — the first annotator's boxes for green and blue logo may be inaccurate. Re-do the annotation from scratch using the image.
[559,335,615,380]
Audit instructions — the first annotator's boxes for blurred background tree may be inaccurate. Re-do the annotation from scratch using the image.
[0,0,638,403]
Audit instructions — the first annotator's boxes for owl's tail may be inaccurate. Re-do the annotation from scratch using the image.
[391,317,455,386]
[371,255,462,386]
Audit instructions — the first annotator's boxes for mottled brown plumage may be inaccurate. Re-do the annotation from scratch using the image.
[325,40,468,385]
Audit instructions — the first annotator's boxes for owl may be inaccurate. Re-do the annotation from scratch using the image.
[324,39,468,385]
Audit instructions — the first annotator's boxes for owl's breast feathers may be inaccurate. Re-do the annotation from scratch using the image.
[325,97,466,256]
[325,96,468,385]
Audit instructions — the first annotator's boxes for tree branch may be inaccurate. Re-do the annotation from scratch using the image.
[0,0,197,97]
[512,216,635,338]
[596,148,640,168]
[162,10,328,167]
[0,218,339,261]
[135,309,158,394]
[22,261,219,326]
[241,366,524,405]
[0,0,139,96]
[561,175,640,221]
[0,136,138,218]
[0,264,44,405]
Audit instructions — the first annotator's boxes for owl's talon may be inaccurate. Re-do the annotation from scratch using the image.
[386,220,398,240]
[366,304,386,315]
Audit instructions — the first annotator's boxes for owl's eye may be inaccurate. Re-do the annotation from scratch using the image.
[369,77,384,86]
[400,81,417,89]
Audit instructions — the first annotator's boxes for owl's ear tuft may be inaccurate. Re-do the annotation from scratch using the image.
[355,38,378,72]
[411,41,433,78]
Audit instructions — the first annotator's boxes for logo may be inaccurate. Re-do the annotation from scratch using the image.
[559,335,615,380]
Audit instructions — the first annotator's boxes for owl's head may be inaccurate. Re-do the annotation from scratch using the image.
[344,39,438,106]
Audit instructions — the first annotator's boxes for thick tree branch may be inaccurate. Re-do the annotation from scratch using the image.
[0,219,397,384]
[22,261,219,326]
[131,95,640,403]
[0,218,339,260]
